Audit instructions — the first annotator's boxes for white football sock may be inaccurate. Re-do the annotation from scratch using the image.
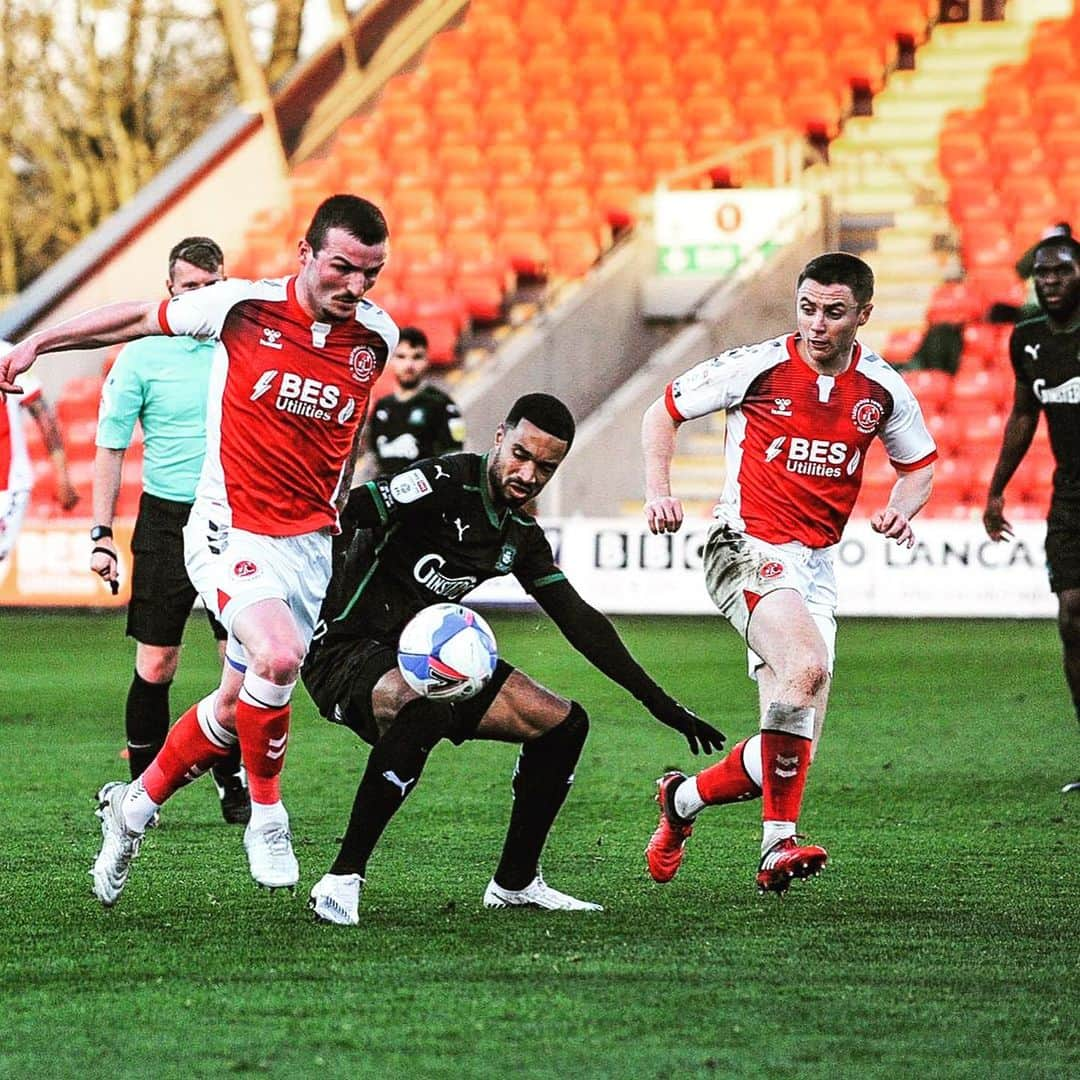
[674,777,705,820]
[121,778,160,833]
[248,799,288,830]
[762,819,796,856]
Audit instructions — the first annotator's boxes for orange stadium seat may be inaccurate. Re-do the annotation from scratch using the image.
[586,138,638,184]
[533,141,588,187]
[494,226,549,278]
[616,9,666,52]
[786,88,845,139]
[621,51,677,99]
[530,97,582,141]
[547,228,602,278]
[636,138,689,186]
[873,0,932,45]
[574,51,625,94]
[579,96,633,139]
[485,144,535,188]
[441,186,496,234]
[668,8,718,43]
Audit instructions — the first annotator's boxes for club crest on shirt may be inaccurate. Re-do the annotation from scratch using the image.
[348,345,378,382]
[232,559,260,580]
[851,398,884,434]
[757,560,786,582]
[495,543,517,573]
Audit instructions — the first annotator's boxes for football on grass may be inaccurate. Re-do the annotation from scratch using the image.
[397,603,498,701]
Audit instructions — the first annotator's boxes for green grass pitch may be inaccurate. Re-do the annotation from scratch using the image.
[0,610,1076,1078]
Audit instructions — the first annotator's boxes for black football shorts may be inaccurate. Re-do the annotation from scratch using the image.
[302,634,513,746]
[127,492,226,646]
[1045,499,1080,594]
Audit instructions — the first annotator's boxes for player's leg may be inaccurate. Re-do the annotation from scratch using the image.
[744,591,832,893]
[309,647,459,924]
[474,671,599,910]
[124,643,181,779]
[1056,589,1080,792]
[205,618,250,824]
[1043,517,1080,792]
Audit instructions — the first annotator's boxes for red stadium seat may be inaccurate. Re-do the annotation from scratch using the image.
[785,88,845,140]
[547,228,602,278]
[441,187,496,235]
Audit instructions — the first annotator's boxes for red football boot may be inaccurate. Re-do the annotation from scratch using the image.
[645,771,695,883]
[756,835,828,895]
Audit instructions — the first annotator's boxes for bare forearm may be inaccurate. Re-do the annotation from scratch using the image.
[93,447,125,526]
[988,411,1038,497]
[889,464,933,519]
[642,398,678,500]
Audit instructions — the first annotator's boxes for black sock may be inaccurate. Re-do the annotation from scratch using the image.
[125,671,171,779]
[211,742,245,783]
[329,698,452,877]
[494,701,589,891]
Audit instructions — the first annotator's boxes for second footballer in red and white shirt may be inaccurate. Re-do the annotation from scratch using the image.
[0,195,398,903]
[640,252,936,896]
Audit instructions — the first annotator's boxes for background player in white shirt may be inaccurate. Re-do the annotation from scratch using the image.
[640,253,937,895]
[0,196,397,905]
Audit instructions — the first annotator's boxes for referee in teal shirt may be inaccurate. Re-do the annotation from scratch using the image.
[90,237,250,824]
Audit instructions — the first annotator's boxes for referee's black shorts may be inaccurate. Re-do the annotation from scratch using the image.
[1046,497,1080,595]
[127,492,227,646]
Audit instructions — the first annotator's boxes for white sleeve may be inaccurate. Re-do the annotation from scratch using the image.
[157,279,260,340]
[880,375,937,469]
[666,338,786,422]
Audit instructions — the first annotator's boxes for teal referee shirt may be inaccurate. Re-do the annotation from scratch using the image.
[95,335,216,503]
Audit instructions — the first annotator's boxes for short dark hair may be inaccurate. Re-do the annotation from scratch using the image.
[397,326,429,350]
[505,394,575,448]
[1032,235,1080,264]
[797,252,875,306]
[168,236,224,278]
[305,194,389,252]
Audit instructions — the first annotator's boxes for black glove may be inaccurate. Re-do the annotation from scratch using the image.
[645,691,726,755]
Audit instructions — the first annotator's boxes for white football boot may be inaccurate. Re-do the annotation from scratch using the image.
[483,870,603,911]
[243,820,299,889]
[90,781,144,907]
[309,872,364,925]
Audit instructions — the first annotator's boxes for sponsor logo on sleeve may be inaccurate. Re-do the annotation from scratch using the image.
[389,469,433,504]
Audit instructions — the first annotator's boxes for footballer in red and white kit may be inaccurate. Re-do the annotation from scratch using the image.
[0,196,397,902]
[157,274,397,638]
[641,253,936,897]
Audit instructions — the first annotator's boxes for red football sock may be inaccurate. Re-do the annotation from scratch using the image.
[760,729,812,822]
[141,703,231,805]
[235,698,291,805]
[696,737,762,805]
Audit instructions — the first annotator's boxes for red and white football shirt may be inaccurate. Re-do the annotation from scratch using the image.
[158,276,398,536]
[665,334,937,547]
[0,348,42,496]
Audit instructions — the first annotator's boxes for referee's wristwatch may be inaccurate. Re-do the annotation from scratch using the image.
[90,525,114,542]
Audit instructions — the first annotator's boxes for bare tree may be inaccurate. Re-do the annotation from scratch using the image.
[0,0,305,295]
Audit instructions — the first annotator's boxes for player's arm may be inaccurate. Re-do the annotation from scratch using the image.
[26,396,79,510]
[642,396,684,536]
[532,577,725,754]
[90,447,124,590]
[870,462,934,547]
[339,457,460,535]
[0,302,160,394]
[983,379,1040,542]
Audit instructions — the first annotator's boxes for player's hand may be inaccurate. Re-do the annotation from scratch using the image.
[646,691,725,755]
[379,433,420,460]
[57,480,80,511]
[870,505,916,548]
[645,495,684,535]
[982,495,1012,542]
[0,340,37,395]
[90,538,119,594]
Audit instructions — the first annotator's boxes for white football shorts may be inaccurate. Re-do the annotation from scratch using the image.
[183,506,332,660]
[702,523,837,679]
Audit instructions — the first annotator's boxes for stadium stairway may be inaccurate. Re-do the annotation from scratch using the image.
[828,2,1063,355]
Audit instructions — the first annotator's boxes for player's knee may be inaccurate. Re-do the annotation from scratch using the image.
[792,660,830,700]
[531,700,589,755]
[251,644,306,685]
[135,646,180,684]
[390,697,456,751]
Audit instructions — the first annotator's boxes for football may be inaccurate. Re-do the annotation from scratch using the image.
[397,603,498,701]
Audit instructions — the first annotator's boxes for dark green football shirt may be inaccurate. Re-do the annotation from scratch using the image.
[1010,314,1080,499]
[321,451,566,644]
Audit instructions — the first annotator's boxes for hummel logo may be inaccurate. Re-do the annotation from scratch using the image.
[259,328,283,350]
[774,752,799,779]
[764,436,786,462]
[1025,343,1041,362]
[251,370,277,401]
[266,734,288,761]
[383,770,416,797]
[433,464,449,480]
[771,397,793,416]
[453,517,470,541]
